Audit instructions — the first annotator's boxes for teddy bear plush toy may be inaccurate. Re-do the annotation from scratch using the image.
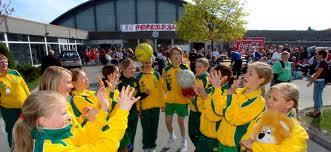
[251,110,294,145]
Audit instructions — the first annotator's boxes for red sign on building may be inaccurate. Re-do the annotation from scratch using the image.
[232,37,265,51]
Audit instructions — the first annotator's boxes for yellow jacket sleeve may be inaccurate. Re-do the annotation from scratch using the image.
[251,120,308,152]
[211,88,227,116]
[44,110,129,152]
[225,96,265,126]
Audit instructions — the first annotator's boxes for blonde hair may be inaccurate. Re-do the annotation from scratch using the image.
[12,91,65,152]
[39,66,72,91]
[248,62,273,95]
[196,58,209,68]
[270,83,300,118]
[70,68,84,82]
[169,46,183,57]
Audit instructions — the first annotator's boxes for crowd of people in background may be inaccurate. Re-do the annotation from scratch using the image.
[1,42,330,152]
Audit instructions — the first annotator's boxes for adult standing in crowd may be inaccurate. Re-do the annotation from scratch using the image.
[307,49,329,117]
[231,49,242,79]
[272,51,292,85]
[270,45,283,64]
[40,49,61,73]
[0,53,30,147]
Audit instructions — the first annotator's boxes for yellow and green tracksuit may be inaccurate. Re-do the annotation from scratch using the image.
[136,69,163,149]
[32,109,129,152]
[241,112,308,152]
[0,69,30,146]
[197,84,229,152]
[102,88,131,150]
[118,75,139,151]
[70,90,100,127]
[188,72,209,147]
[217,88,265,152]
[163,64,190,117]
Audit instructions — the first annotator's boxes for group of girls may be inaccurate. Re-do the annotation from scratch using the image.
[4,44,309,152]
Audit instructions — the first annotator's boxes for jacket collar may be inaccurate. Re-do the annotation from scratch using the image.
[71,89,95,96]
[32,124,72,140]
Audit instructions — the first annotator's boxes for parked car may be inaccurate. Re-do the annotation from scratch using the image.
[58,50,82,69]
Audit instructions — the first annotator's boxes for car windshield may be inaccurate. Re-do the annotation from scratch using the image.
[61,51,79,58]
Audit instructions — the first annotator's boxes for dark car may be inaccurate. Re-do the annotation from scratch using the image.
[58,50,82,69]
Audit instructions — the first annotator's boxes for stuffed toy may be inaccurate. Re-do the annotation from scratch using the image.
[176,69,196,99]
[251,110,294,145]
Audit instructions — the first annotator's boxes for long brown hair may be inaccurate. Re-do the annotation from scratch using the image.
[12,91,65,152]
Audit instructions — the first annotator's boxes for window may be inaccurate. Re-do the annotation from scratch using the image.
[47,37,58,43]
[8,43,31,65]
[0,33,5,41]
[29,35,45,42]
[30,44,46,64]
[7,33,28,42]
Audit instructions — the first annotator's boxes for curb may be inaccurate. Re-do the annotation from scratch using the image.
[299,106,331,150]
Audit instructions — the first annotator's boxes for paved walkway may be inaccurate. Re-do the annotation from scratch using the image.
[1,66,330,152]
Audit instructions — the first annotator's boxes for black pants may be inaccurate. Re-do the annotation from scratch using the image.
[141,108,160,149]
[232,60,242,79]
[0,107,21,147]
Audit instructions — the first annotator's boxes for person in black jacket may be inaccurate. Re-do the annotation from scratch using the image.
[41,50,61,73]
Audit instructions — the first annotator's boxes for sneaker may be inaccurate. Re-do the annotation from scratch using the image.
[180,139,188,152]
[164,133,177,149]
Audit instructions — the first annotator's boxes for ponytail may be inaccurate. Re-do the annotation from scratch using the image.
[12,118,34,152]
[260,86,266,97]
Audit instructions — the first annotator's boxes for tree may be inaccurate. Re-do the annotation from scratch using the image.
[176,0,247,51]
[0,0,14,25]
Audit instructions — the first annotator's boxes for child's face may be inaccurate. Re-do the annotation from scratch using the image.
[123,63,136,78]
[243,67,264,89]
[57,73,73,97]
[170,50,182,66]
[266,89,294,114]
[39,99,68,129]
[143,58,153,69]
[107,67,120,82]
[72,71,89,91]
[195,62,208,76]
[0,57,8,71]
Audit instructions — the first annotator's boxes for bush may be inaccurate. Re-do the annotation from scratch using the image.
[15,64,40,82]
[0,43,15,68]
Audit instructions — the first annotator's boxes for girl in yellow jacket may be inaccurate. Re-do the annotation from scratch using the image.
[136,57,164,151]
[240,83,308,152]
[39,66,109,143]
[188,57,209,148]
[70,68,106,127]
[101,64,132,152]
[12,86,140,152]
[216,62,273,152]
[162,46,191,151]
[0,53,30,147]
[196,64,234,152]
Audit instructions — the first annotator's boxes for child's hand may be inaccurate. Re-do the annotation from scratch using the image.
[82,107,99,122]
[118,85,141,111]
[96,80,109,112]
[228,79,240,95]
[208,70,222,88]
[240,140,253,152]
[162,72,170,80]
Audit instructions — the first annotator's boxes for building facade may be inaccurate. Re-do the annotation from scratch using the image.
[51,0,186,49]
[0,16,88,65]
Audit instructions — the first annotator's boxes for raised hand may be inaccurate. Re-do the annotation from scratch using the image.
[118,85,141,111]
[96,76,110,112]
[107,73,120,92]
[208,70,222,88]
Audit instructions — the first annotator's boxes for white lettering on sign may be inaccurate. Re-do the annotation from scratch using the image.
[120,24,176,32]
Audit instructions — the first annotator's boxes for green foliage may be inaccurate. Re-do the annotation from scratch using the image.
[15,64,40,83]
[176,0,247,43]
[0,43,15,68]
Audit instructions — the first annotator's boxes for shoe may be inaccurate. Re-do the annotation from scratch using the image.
[306,111,321,117]
[164,133,177,149]
[180,139,188,152]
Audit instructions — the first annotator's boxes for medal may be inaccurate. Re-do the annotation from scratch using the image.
[5,88,10,94]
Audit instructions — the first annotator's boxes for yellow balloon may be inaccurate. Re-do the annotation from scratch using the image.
[135,43,153,62]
